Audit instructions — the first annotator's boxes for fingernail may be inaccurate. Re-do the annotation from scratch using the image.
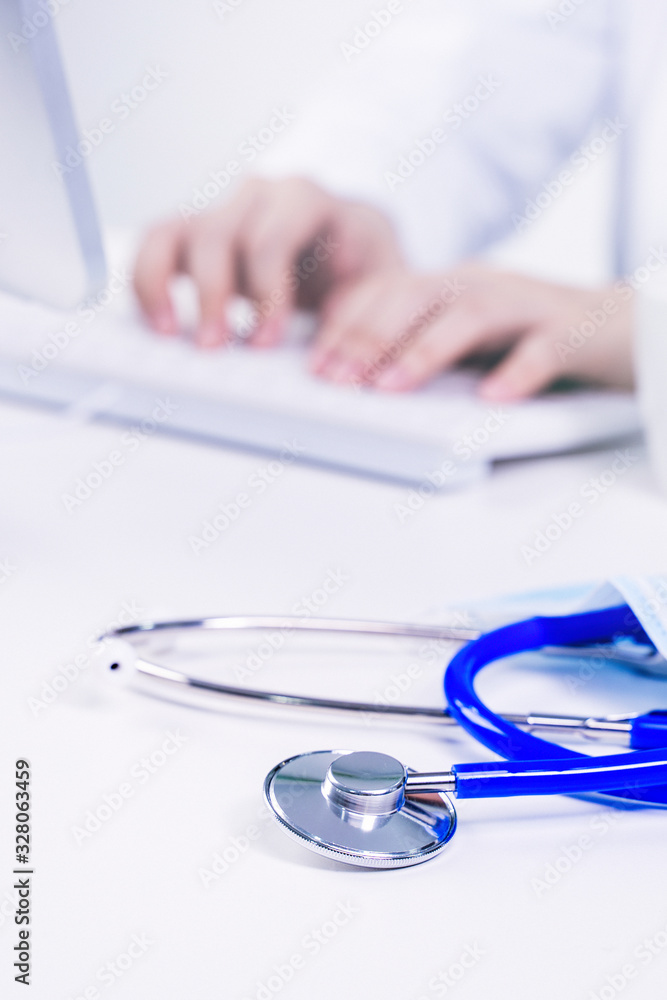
[321,359,350,383]
[334,360,365,385]
[478,377,514,401]
[251,317,284,348]
[309,348,334,375]
[329,368,350,385]
[374,366,413,391]
[197,322,225,349]
[152,307,176,335]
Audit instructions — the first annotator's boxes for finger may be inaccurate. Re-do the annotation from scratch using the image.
[184,216,241,347]
[353,278,456,386]
[479,333,561,400]
[184,184,262,347]
[133,219,185,334]
[372,299,508,391]
[234,206,286,348]
[309,278,390,382]
[333,295,424,386]
[240,184,332,345]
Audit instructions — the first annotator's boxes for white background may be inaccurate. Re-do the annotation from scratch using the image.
[5,4,665,1000]
[53,0,614,285]
[2,400,667,1000]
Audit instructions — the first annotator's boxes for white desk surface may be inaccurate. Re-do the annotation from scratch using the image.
[3,397,667,1000]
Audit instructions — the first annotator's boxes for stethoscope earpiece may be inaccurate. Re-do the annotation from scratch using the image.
[90,636,138,684]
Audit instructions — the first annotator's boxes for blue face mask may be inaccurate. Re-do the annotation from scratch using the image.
[426,574,667,676]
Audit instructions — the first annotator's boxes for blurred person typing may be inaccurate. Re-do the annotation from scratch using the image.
[134,0,667,402]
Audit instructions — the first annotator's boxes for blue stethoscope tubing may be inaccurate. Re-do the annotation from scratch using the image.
[444,604,667,807]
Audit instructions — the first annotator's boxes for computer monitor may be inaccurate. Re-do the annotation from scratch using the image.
[0,0,106,307]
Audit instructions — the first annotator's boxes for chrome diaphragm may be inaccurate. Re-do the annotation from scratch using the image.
[264,749,457,869]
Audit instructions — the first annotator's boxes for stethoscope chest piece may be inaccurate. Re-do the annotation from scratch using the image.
[264,750,457,869]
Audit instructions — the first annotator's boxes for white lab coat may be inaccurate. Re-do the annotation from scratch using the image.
[258,0,667,280]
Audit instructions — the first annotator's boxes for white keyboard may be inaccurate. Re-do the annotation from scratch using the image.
[0,288,642,486]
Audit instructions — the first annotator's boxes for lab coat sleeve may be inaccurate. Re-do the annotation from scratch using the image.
[255,0,617,269]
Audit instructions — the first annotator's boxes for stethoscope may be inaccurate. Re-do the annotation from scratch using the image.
[101,604,667,869]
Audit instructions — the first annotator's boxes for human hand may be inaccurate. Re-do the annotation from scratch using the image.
[309,263,635,399]
[133,177,402,348]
